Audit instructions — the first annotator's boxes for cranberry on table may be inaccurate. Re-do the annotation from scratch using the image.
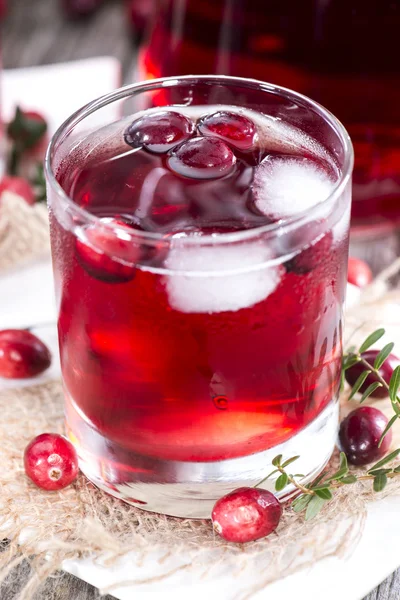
[347,257,373,288]
[124,111,194,153]
[0,176,36,205]
[76,218,140,283]
[0,329,51,379]
[211,487,282,543]
[338,407,392,466]
[168,136,236,179]
[198,110,257,150]
[345,349,399,399]
[24,433,79,491]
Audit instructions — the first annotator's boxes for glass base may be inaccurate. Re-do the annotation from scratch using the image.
[71,401,338,518]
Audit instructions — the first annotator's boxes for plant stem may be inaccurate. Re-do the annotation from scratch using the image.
[276,465,315,496]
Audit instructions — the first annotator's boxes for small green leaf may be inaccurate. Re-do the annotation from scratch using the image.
[374,343,395,370]
[314,488,333,500]
[378,415,399,448]
[343,355,360,371]
[393,465,400,473]
[389,366,400,403]
[373,472,388,492]
[368,449,400,473]
[272,454,282,467]
[340,369,345,393]
[360,382,383,403]
[391,402,400,416]
[358,328,385,354]
[348,371,370,400]
[305,495,326,521]
[309,471,328,488]
[275,473,288,491]
[368,468,392,476]
[292,494,312,513]
[327,452,349,482]
[340,475,357,484]
[281,456,300,469]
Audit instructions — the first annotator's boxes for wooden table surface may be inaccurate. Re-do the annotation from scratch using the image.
[2,1,399,598]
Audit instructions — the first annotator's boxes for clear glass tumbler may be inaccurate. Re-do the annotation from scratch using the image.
[45,76,353,518]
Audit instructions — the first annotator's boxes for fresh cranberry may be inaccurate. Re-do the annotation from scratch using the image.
[0,329,51,379]
[75,218,140,283]
[198,110,257,150]
[347,257,373,288]
[24,433,79,491]
[124,111,194,153]
[286,230,333,274]
[61,0,103,18]
[345,349,399,399]
[0,176,36,205]
[168,137,236,180]
[212,487,282,543]
[338,407,392,465]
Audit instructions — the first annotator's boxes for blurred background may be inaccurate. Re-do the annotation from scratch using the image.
[2,0,400,271]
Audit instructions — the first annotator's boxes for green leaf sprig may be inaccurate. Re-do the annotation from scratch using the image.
[258,328,400,521]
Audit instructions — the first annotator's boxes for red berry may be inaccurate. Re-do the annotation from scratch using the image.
[24,433,79,491]
[345,349,399,399]
[61,0,103,18]
[168,137,236,180]
[0,176,36,205]
[0,329,52,379]
[76,218,140,283]
[347,257,373,288]
[124,111,194,153]
[338,407,392,466]
[198,110,257,150]
[212,487,282,543]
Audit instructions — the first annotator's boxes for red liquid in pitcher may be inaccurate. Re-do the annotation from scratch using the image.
[52,105,347,471]
[139,0,400,232]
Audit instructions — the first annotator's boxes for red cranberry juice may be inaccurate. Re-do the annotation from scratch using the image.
[139,0,400,231]
[52,106,347,466]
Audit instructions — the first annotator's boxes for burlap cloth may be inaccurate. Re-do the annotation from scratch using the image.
[0,198,400,599]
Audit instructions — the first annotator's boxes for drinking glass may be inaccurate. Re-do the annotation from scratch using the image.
[45,76,353,517]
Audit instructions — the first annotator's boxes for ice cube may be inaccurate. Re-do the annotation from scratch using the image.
[252,156,335,220]
[164,241,282,313]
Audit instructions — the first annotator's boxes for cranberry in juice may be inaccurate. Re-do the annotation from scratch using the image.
[139,0,400,233]
[50,98,350,516]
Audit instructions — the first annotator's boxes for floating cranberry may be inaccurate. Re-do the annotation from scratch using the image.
[168,137,236,180]
[75,218,140,283]
[0,329,51,379]
[124,111,194,153]
[338,407,392,465]
[345,349,399,399]
[212,487,282,543]
[287,231,332,275]
[347,257,373,288]
[24,433,79,491]
[198,110,257,151]
[0,176,36,205]
[61,0,103,19]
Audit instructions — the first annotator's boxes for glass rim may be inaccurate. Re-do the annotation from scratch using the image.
[45,74,354,246]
